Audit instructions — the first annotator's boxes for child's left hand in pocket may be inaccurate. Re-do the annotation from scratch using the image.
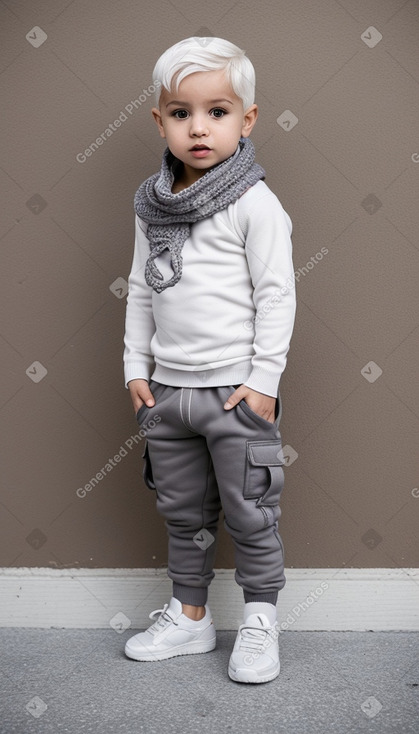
[224,385,276,423]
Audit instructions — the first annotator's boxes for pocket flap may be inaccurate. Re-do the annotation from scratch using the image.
[247,439,284,467]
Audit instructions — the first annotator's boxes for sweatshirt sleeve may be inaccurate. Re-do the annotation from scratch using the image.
[123,215,156,387]
[239,188,296,397]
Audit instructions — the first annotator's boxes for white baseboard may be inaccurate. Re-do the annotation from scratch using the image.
[1,568,418,631]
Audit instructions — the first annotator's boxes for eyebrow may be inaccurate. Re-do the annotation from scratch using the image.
[165,98,234,108]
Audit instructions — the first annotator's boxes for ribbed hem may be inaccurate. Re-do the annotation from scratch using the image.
[243,590,279,605]
[173,583,208,606]
[152,360,252,388]
[125,360,283,397]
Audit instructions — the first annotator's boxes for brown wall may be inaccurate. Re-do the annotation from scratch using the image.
[1,0,418,571]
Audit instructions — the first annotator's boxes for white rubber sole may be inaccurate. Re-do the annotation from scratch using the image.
[228,661,280,684]
[125,636,216,662]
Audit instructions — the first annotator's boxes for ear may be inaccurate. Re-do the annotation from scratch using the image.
[151,107,166,139]
[241,104,258,138]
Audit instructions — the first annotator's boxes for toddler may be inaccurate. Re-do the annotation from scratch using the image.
[123,36,296,683]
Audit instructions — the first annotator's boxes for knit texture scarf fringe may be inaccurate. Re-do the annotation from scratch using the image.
[134,137,265,293]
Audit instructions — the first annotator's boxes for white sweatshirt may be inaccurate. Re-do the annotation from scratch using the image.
[124,180,296,398]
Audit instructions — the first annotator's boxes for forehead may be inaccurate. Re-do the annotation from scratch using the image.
[161,69,239,106]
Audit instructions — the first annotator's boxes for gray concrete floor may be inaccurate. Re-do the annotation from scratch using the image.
[0,629,418,733]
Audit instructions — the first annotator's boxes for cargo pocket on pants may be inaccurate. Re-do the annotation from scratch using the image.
[142,440,156,491]
[244,439,284,506]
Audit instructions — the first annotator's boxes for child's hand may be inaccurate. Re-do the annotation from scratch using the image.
[224,385,276,423]
[127,379,155,415]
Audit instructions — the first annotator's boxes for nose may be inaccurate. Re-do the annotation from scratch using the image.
[189,113,209,137]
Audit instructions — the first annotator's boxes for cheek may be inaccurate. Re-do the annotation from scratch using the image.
[163,121,182,139]
[231,115,246,132]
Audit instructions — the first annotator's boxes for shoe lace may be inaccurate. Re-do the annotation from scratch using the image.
[148,604,178,633]
[237,619,277,654]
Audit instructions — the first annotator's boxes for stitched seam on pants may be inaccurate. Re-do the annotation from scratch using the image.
[179,388,194,430]
[200,452,217,575]
[187,388,193,428]
[179,388,187,429]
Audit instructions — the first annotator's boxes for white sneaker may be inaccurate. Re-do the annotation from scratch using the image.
[124,597,216,661]
[228,613,280,683]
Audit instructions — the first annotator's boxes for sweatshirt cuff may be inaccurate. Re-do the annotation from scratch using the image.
[124,361,154,389]
[244,366,281,398]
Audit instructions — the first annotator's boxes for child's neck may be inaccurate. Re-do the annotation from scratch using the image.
[171,179,188,194]
[171,162,207,193]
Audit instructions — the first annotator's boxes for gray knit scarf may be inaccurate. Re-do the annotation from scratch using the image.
[134,137,265,293]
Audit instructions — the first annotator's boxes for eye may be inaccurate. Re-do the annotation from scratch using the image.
[172,109,189,119]
[210,108,227,118]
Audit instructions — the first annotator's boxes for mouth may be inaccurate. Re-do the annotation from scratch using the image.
[190,144,212,158]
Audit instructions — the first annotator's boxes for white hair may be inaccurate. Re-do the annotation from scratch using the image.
[152,36,256,111]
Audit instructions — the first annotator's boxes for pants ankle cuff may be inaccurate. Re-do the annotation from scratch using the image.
[243,591,278,605]
[173,583,208,606]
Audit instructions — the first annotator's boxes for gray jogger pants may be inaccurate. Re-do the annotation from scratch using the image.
[136,380,286,607]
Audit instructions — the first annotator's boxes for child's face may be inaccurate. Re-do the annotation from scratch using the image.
[151,69,258,187]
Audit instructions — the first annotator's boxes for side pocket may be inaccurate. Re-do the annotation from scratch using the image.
[244,439,284,506]
[136,403,150,423]
[142,440,156,491]
[135,381,166,425]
